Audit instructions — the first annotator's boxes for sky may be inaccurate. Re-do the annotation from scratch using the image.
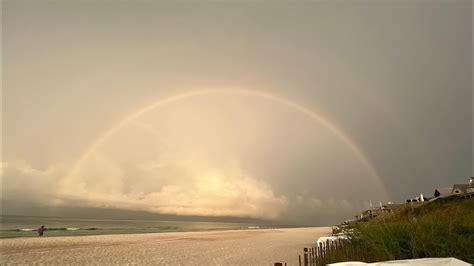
[1,1,472,225]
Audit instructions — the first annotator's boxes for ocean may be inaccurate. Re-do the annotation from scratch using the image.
[0,215,278,239]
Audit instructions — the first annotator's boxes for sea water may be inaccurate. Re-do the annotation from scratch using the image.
[0,215,277,238]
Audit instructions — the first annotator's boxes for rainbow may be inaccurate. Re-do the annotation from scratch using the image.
[65,88,389,198]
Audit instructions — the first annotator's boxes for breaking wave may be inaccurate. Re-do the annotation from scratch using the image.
[2,227,100,232]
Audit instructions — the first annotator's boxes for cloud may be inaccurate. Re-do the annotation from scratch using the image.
[282,191,371,224]
[135,172,288,219]
[1,156,377,224]
[3,152,288,220]
[1,161,64,209]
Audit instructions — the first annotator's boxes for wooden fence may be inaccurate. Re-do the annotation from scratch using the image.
[297,239,370,266]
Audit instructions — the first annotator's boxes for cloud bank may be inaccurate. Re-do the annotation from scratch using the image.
[1,156,375,224]
[2,153,288,220]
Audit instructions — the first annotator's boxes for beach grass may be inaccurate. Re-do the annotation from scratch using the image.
[350,197,474,263]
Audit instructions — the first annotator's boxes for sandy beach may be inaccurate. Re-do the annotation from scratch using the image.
[0,227,330,265]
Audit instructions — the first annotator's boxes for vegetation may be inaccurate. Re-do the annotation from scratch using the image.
[349,197,474,263]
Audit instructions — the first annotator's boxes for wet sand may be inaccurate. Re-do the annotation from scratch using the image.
[0,227,330,265]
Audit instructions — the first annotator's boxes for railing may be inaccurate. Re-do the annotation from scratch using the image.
[297,239,368,266]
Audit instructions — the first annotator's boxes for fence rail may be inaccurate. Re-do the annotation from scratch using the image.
[298,239,369,266]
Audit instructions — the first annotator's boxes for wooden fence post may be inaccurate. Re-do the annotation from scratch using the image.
[318,242,323,266]
[325,240,330,265]
[304,247,309,266]
[308,247,312,266]
[299,255,302,266]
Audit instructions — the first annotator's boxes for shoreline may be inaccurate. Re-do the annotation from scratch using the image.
[1,226,331,265]
[0,224,317,240]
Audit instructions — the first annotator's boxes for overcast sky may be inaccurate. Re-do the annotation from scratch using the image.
[2,1,472,225]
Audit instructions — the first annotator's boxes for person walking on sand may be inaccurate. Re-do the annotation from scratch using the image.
[37,225,46,236]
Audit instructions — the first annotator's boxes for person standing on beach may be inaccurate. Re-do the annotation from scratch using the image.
[37,225,46,236]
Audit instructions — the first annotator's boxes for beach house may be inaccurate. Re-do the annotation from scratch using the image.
[406,194,425,203]
[467,177,474,193]
[452,184,469,195]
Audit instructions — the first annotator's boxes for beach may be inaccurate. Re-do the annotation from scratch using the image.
[0,227,330,265]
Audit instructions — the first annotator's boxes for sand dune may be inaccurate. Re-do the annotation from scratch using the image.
[0,227,330,265]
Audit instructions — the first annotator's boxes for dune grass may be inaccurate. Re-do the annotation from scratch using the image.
[349,197,474,263]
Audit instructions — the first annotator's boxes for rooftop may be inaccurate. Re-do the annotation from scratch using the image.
[452,184,469,193]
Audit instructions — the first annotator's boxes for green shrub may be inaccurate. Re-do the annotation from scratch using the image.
[349,197,474,263]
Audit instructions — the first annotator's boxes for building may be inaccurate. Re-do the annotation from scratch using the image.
[468,177,474,194]
[452,184,469,195]
[360,209,373,219]
[406,194,425,203]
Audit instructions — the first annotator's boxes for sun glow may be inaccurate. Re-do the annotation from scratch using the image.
[56,87,390,219]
